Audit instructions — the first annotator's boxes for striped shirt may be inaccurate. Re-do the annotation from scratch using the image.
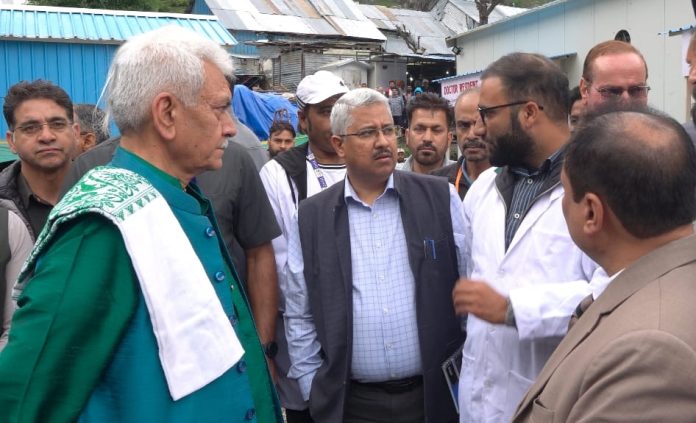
[504,149,564,249]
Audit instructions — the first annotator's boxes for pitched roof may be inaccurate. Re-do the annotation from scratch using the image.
[0,4,237,45]
[204,0,385,41]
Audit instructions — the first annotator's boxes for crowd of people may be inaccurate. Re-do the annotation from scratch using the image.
[0,22,695,423]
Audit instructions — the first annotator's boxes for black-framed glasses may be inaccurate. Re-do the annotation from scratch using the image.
[339,124,402,141]
[14,118,71,136]
[477,101,543,125]
[592,84,650,99]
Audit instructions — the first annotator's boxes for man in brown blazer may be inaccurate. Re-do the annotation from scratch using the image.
[512,108,696,422]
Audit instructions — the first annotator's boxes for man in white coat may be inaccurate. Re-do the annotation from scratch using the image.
[452,53,603,423]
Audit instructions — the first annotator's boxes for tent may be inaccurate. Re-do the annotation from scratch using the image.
[232,85,299,141]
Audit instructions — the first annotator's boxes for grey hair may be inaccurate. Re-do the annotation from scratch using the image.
[74,104,110,144]
[102,25,234,134]
[330,88,391,136]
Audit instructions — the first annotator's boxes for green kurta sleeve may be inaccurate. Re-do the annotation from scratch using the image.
[0,216,138,423]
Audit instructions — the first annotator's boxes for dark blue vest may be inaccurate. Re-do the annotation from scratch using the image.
[298,170,463,423]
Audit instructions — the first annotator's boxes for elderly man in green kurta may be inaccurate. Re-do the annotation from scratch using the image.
[0,25,282,422]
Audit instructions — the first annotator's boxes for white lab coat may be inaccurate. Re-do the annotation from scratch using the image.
[259,158,346,411]
[458,167,604,423]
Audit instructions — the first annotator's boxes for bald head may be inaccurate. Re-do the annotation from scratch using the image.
[565,109,696,238]
[453,89,488,162]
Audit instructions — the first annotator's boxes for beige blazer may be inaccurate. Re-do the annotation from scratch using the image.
[511,234,696,423]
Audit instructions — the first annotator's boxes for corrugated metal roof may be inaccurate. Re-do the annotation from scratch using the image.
[448,0,564,43]
[434,0,525,35]
[319,58,371,70]
[0,4,237,45]
[357,5,454,56]
[357,1,524,57]
[203,0,385,41]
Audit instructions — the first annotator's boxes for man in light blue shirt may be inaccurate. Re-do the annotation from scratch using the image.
[283,88,467,423]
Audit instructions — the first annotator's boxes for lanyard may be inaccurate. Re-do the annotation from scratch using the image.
[306,146,328,189]
[455,166,464,194]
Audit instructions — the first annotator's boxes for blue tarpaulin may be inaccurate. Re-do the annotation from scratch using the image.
[233,85,299,141]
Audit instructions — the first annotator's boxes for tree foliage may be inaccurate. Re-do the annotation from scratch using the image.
[28,0,191,13]
[357,0,554,12]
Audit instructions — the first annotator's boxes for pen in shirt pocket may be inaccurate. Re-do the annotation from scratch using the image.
[423,239,437,259]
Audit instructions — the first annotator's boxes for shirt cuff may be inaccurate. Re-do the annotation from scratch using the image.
[298,372,316,402]
[504,297,517,328]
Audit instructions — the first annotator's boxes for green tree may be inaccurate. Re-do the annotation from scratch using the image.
[29,0,192,13]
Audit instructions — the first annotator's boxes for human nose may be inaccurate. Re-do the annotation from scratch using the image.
[689,64,696,87]
[221,110,237,139]
[375,128,391,147]
[37,123,58,141]
[473,117,486,138]
[465,120,479,141]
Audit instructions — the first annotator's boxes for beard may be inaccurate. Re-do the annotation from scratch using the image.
[488,114,535,168]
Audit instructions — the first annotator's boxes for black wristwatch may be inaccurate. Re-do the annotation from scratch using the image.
[263,341,278,359]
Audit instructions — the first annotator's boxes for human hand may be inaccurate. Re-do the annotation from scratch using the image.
[452,278,508,324]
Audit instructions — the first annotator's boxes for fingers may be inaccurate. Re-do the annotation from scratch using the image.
[453,278,481,315]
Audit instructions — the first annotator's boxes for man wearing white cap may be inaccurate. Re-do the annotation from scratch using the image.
[260,70,349,422]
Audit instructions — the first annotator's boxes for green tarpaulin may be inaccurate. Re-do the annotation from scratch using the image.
[0,141,17,164]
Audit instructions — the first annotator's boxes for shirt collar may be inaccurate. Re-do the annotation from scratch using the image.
[591,268,625,300]
[509,147,564,178]
[111,146,207,215]
[16,171,33,209]
[460,158,475,187]
[344,173,395,207]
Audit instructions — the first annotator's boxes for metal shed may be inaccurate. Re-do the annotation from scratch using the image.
[0,4,236,159]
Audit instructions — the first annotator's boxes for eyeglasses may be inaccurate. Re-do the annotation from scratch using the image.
[339,124,402,141]
[477,101,543,125]
[592,84,650,99]
[14,119,71,136]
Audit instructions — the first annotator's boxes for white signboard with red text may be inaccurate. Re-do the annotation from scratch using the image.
[440,73,482,105]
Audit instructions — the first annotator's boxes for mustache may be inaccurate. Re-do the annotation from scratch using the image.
[463,140,486,150]
[416,142,435,151]
[372,148,393,159]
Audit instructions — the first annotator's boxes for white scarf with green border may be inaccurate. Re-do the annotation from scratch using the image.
[15,166,244,400]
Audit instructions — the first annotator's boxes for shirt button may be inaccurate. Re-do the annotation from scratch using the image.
[205,227,216,237]
[378,273,385,281]
[214,271,225,282]
[513,213,520,219]
[229,315,238,327]
[236,359,247,373]
[383,307,389,314]
[244,408,256,420]
[386,343,393,350]
[527,178,533,184]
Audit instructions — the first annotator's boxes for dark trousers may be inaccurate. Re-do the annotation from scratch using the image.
[285,408,314,423]
[343,380,425,423]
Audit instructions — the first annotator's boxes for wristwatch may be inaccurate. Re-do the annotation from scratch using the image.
[263,341,278,359]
